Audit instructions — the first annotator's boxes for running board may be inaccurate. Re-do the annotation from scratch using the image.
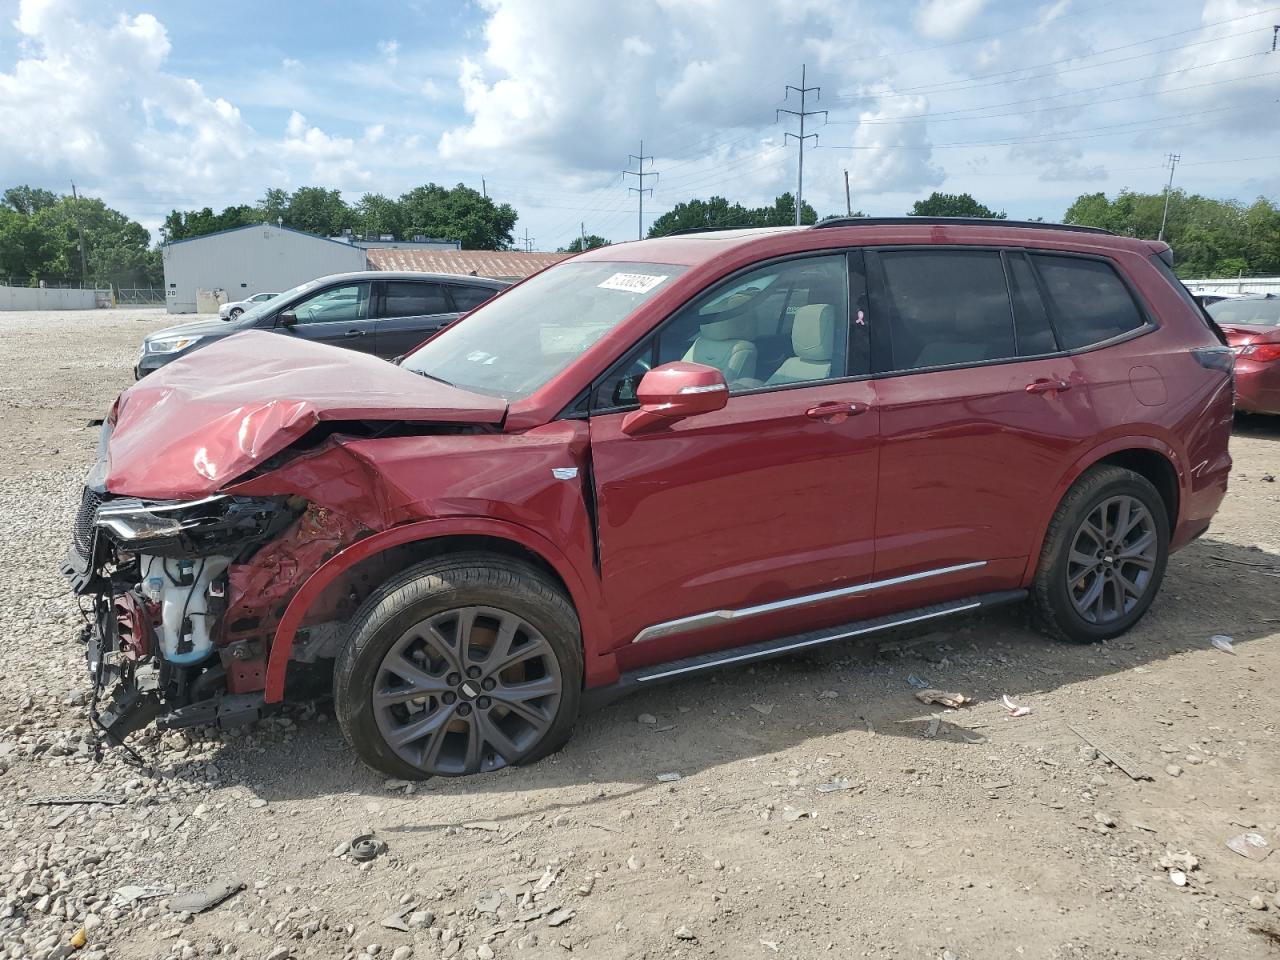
[583,590,1026,711]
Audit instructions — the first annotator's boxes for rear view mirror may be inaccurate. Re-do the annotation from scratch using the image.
[621,362,728,435]
[279,310,297,327]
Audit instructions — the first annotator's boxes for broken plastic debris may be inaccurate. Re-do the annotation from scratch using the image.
[656,772,681,782]
[26,793,125,807]
[69,928,87,949]
[1001,694,1033,718]
[906,674,931,689]
[913,689,971,709]
[112,884,171,906]
[1210,635,1235,654]
[1170,870,1188,886]
[817,779,856,793]
[782,807,813,822]
[749,703,773,716]
[348,833,386,861]
[1226,832,1272,862]
[168,880,244,914]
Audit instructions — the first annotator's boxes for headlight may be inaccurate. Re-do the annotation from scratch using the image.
[147,335,202,354]
[93,495,299,556]
[96,496,229,543]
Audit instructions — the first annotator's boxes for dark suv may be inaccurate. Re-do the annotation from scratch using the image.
[69,219,1233,779]
[136,271,508,377]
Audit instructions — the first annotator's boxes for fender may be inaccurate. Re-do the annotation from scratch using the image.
[263,516,615,703]
[1019,433,1185,585]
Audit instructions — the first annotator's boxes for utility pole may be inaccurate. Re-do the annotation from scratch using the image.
[1272,24,1278,52]
[1158,153,1180,242]
[777,65,826,226]
[581,222,587,250]
[69,182,89,287]
[481,178,487,199]
[843,169,852,217]
[623,141,658,240]
[522,228,534,253]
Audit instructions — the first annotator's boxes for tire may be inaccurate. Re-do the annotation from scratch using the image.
[229,307,243,319]
[1031,465,1170,644]
[334,553,582,779]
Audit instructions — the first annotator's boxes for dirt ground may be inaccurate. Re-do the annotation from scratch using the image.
[1,307,1279,960]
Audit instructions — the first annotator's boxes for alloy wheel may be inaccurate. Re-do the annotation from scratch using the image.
[1066,495,1158,625]
[372,606,563,775]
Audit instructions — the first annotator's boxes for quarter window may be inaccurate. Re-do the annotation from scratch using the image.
[1032,255,1146,349]
[1006,253,1057,356]
[381,281,449,319]
[877,250,1015,370]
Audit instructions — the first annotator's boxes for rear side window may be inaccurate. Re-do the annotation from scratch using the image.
[382,281,449,319]
[1032,255,1146,350]
[876,250,1015,371]
[449,284,498,311]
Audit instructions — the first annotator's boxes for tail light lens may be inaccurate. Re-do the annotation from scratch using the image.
[1237,343,1280,362]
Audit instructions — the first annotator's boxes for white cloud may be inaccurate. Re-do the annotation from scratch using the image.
[845,94,945,194]
[914,0,989,40]
[378,39,400,67]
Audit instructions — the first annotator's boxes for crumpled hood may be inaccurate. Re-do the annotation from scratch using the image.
[105,330,507,499]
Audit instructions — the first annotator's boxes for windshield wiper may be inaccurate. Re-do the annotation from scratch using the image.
[409,369,455,387]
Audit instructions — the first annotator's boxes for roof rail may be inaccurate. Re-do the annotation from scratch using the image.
[813,216,1114,236]
[661,225,757,237]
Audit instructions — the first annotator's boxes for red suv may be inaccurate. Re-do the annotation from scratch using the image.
[66,219,1233,778]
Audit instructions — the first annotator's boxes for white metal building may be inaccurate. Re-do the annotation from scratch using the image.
[1183,276,1280,297]
[161,224,366,314]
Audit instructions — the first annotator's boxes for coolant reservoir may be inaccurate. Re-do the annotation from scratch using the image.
[142,555,232,665]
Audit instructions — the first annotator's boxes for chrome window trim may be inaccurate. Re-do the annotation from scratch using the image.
[631,560,986,644]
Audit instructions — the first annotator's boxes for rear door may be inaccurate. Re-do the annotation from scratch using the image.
[866,247,1099,610]
[372,279,458,358]
[587,252,881,670]
[277,281,376,353]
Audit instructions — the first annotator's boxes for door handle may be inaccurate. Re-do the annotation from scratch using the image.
[344,329,366,338]
[1025,378,1071,395]
[805,401,868,422]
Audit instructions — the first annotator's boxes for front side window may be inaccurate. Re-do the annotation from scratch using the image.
[289,282,369,324]
[876,250,1016,371]
[381,281,448,319]
[401,261,685,401]
[1032,255,1146,349]
[592,253,856,410]
[251,293,275,303]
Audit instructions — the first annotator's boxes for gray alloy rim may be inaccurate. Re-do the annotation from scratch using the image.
[1066,495,1158,625]
[372,606,563,775]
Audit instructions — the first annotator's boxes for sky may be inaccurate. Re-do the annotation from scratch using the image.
[1,0,1278,250]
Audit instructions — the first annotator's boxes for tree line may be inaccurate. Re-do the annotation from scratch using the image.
[0,185,160,288]
[161,184,519,251]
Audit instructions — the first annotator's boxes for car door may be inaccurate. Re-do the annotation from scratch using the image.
[864,247,1100,612]
[587,252,881,671]
[276,281,376,353]
[372,279,458,358]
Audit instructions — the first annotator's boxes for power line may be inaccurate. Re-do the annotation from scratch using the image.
[1158,153,1180,241]
[623,141,659,240]
[777,65,826,226]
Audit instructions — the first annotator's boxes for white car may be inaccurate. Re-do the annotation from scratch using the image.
[218,292,279,320]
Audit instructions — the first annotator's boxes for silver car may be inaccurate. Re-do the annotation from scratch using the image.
[218,291,280,320]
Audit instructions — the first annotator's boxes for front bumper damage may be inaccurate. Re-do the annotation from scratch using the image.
[64,488,305,746]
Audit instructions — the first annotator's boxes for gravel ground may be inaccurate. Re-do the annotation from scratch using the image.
[1,307,1279,960]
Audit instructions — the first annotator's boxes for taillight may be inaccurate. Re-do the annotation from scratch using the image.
[1238,343,1280,362]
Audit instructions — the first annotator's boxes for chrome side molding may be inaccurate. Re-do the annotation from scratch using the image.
[631,561,987,644]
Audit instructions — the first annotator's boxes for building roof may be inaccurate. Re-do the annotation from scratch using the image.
[366,248,570,279]
[162,222,362,250]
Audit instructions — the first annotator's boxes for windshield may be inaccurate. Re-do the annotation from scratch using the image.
[401,260,685,400]
[236,278,323,324]
[1207,297,1280,326]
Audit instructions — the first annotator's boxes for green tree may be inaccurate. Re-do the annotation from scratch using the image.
[559,234,610,253]
[160,204,260,242]
[398,183,517,249]
[354,193,405,239]
[284,186,353,236]
[648,193,820,237]
[3,185,58,216]
[909,192,1006,219]
[0,206,57,281]
[258,187,290,225]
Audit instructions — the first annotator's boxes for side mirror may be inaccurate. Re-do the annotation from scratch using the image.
[621,362,728,436]
[279,310,297,327]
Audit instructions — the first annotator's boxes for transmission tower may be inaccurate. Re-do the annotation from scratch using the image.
[623,141,659,240]
[777,65,826,226]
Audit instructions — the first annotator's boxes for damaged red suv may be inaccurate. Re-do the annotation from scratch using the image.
[66,219,1234,778]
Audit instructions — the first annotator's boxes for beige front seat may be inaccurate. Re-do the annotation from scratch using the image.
[767,304,835,385]
[683,312,757,382]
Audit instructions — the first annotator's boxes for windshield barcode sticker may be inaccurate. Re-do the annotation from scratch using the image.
[598,272,669,294]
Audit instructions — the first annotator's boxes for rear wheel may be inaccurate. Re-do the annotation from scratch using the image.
[334,554,582,779]
[1032,465,1169,644]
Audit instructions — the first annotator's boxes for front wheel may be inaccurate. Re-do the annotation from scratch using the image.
[334,554,582,779]
[229,307,243,319]
[1032,465,1170,644]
